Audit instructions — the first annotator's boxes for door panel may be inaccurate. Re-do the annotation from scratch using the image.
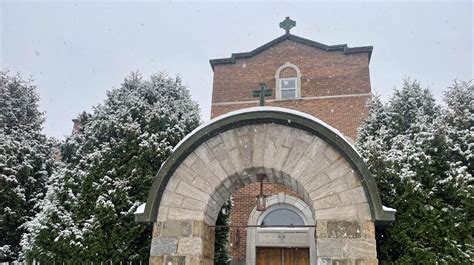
[283,248,309,265]
[256,248,282,265]
[256,247,309,265]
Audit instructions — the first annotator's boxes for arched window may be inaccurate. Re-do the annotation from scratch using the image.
[275,62,302,100]
[261,208,305,226]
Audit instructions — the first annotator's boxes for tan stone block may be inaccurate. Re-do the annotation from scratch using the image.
[316,220,327,238]
[327,220,361,238]
[290,155,312,180]
[361,222,375,239]
[177,237,203,255]
[313,193,342,210]
[344,171,362,189]
[324,146,341,162]
[310,177,349,201]
[175,181,209,202]
[165,255,186,265]
[183,152,198,167]
[202,258,214,265]
[338,186,367,206]
[167,208,204,221]
[315,204,358,220]
[150,237,178,256]
[181,197,206,211]
[157,206,169,222]
[251,124,267,167]
[152,222,162,237]
[304,137,327,159]
[219,130,237,150]
[282,139,309,173]
[357,203,372,221]
[342,239,377,258]
[193,220,205,237]
[236,133,253,168]
[325,159,352,181]
[162,220,192,237]
[161,191,184,208]
[194,143,215,164]
[149,256,164,265]
[355,258,378,265]
[304,172,331,192]
[173,164,195,183]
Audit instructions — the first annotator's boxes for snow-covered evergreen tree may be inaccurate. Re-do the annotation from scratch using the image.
[21,72,200,262]
[214,198,232,265]
[0,72,55,261]
[357,79,473,263]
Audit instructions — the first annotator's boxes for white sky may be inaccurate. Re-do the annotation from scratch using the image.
[1,1,472,139]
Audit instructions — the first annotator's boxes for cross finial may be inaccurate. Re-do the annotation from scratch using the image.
[279,17,296,34]
[252,83,273,106]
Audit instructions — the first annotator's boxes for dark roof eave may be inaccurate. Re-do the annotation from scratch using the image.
[209,33,373,70]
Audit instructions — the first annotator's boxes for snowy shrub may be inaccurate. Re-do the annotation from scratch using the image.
[21,72,200,262]
[0,72,56,262]
[357,79,473,263]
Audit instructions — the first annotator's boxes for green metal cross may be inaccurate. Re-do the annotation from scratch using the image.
[252,83,273,106]
[279,17,296,34]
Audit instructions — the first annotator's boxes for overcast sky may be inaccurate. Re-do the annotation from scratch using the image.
[1,1,472,139]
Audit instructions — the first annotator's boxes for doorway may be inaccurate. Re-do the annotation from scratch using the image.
[256,247,309,265]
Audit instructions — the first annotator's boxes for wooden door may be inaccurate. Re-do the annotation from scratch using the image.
[256,247,309,265]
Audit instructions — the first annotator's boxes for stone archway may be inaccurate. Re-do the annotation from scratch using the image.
[135,107,395,265]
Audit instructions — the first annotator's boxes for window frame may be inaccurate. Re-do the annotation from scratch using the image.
[278,77,298,100]
[257,204,308,229]
[260,207,305,226]
[274,62,302,100]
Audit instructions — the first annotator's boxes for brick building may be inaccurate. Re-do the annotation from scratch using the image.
[210,18,372,140]
[140,17,394,265]
[209,18,373,264]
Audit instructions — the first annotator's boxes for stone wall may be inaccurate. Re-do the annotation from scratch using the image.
[149,123,377,264]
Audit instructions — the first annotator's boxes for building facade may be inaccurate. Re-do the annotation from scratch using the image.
[210,19,372,140]
[209,18,375,264]
[137,18,395,265]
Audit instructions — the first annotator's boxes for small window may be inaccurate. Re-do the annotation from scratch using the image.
[261,208,305,226]
[279,78,297,99]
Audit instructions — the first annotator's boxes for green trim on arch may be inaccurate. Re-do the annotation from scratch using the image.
[134,109,395,225]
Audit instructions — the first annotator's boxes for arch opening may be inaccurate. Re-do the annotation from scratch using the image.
[137,107,395,265]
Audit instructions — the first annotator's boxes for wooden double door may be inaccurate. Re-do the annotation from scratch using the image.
[256,247,309,265]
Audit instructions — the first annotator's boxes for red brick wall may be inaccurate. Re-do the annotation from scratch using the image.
[228,183,302,260]
[211,38,372,262]
[211,95,370,140]
[210,39,371,140]
[211,40,370,103]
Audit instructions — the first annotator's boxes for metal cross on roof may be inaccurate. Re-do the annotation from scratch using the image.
[252,83,272,106]
[280,17,296,34]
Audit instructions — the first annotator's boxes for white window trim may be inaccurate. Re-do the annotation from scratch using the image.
[279,77,298,99]
[275,62,302,100]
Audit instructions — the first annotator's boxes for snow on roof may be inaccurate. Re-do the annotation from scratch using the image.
[134,203,146,214]
[382,205,397,213]
[172,106,360,155]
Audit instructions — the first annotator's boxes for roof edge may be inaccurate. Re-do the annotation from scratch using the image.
[209,33,373,70]
[135,107,394,225]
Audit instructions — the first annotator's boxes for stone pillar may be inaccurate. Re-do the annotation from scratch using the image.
[149,220,215,265]
[315,220,378,265]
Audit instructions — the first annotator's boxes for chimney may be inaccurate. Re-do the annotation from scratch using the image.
[72,119,81,135]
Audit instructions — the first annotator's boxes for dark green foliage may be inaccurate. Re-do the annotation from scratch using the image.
[0,72,55,261]
[214,199,232,265]
[357,79,473,263]
[21,72,200,262]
